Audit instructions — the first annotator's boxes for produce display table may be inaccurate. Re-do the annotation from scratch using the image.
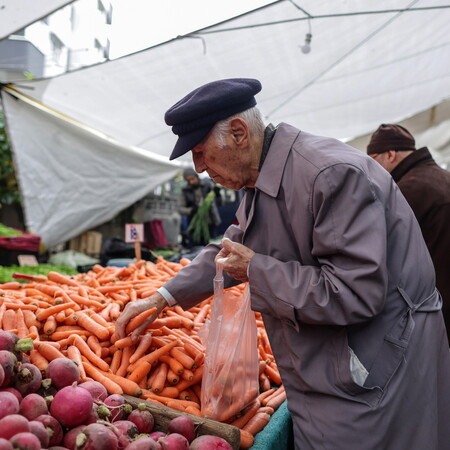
[251,401,294,450]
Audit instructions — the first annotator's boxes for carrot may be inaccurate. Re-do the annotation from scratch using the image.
[239,429,255,449]
[230,399,261,429]
[87,335,102,357]
[4,302,38,311]
[259,372,271,392]
[165,310,194,329]
[242,412,270,435]
[126,360,153,384]
[82,361,123,395]
[36,342,65,361]
[166,367,180,385]
[116,345,135,377]
[128,333,153,365]
[69,293,104,310]
[151,362,169,393]
[265,389,287,410]
[75,312,110,340]
[15,308,28,339]
[169,347,196,370]
[0,282,21,290]
[257,406,275,415]
[171,365,204,392]
[99,370,142,397]
[184,405,202,417]
[67,345,87,380]
[114,336,136,349]
[47,271,79,287]
[124,307,158,335]
[159,354,184,375]
[35,302,75,322]
[264,363,282,385]
[73,335,109,371]
[29,349,49,371]
[48,329,91,340]
[165,399,186,412]
[146,316,184,330]
[43,316,57,335]
[257,388,276,404]
[22,309,39,328]
[127,339,179,378]
[26,325,39,340]
[179,257,191,266]
[109,349,123,374]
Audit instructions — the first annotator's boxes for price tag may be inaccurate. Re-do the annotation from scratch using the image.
[17,254,39,267]
[125,224,144,243]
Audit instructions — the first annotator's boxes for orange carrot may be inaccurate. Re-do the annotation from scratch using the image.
[109,349,123,374]
[87,335,102,357]
[36,342,65,361]
[128,333,153,365]
[67,345,87,380]
[239,430,255,449]
[43,316,57,335]
[158,355,184,375]
[166,367,180,385]
[82,361,123,395]
[116,345,135,377]
[29,349,49,371]
[98,370,142,397]
[114,336,136,349]
[151,362,169,393]
[73,335,109,371]
[36,302,74,322]
[47,271,79,287]
[75,312,110,340]
[15,308,28,339]
[169,347,196,370]
[265,389,287,410]
[4,303,38,311]
[125,307,158,335]
[242,412,271,435]
[230,399,261,429]
[264,363,282,385]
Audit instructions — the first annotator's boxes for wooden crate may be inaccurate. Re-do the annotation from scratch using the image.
[123,394,241,449]
[69,231,102,257]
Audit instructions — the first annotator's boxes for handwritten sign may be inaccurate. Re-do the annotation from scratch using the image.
[125,224,144,243]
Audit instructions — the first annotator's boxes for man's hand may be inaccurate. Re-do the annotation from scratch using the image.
[215,237,255,282]
[114,292,168,341]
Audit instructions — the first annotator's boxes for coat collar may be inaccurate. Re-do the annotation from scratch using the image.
[255,123,301,198]
[390,147,434,182]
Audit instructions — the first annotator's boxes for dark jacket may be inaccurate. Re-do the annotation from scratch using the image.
[166,125,450,449]
[391,147,450,341]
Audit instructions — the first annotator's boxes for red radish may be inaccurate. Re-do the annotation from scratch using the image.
[84,404,100,425]
[149,431,166,441]
[50,384,93,428]
[103,394,126,422]
[63,425,86,450]
[19,393,49,420]
[79,381,108,402]
[0,387,22,403]
[34,414,64,446]
[158,433,189,449]
[189,435,233,449]
[28,420,50,448]
[0,414,29,439]
[0,391,19,420]
[0,365,4,386]
[9,432,41,450]
[0,331,33,360]
[0,438,13,450]
[0,350,18,387]
[45,358,81,389]
[127,408,154,434]
[167,415,195,443]
[75,423,119,450]
[112,421,139,440]
[124,437,160,450]
[13,363,42,396]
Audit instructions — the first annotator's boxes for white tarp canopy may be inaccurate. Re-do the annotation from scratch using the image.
[2,0,450,247]
[0,0,75,41]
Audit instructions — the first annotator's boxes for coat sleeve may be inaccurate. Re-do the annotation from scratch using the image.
[249,163,389,326]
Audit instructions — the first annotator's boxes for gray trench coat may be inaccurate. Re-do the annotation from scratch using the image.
[165,123,450,449]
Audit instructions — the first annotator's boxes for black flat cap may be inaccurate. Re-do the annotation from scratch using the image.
[164,78,262,160]
[367,123,416,155]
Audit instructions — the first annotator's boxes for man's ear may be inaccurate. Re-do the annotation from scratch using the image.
[229,118,248,147]
[387,150,397,162]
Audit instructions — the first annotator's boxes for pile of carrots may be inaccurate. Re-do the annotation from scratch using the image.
[0,257,286,448]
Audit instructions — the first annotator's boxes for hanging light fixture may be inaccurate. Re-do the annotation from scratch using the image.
[300,17,313,54]
[301,32,312,54]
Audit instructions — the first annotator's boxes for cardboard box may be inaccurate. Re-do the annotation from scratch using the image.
[69,231,102,257]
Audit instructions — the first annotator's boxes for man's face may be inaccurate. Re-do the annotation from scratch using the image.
[191,130,248,190]
[185,175,199,186]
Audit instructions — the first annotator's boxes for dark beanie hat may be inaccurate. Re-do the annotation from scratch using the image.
[367,123,416,155]
[164,78,262,160]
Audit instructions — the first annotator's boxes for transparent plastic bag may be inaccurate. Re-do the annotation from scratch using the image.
[200,263,259,422]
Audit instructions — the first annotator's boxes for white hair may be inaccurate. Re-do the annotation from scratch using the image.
[211,106,266,148]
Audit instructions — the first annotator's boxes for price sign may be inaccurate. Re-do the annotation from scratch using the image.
[125,224,144,243]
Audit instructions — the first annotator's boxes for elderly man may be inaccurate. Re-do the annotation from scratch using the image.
[115,78,450,449]
[367,123,450,342]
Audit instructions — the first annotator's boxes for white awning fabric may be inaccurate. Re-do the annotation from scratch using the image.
[2,0,450,247]
[0,0,75,41]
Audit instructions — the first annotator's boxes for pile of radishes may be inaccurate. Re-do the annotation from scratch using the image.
[0,330,234,450]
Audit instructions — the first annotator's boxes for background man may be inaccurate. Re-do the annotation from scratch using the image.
[367,123,450,342]
[116,79,450,449]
